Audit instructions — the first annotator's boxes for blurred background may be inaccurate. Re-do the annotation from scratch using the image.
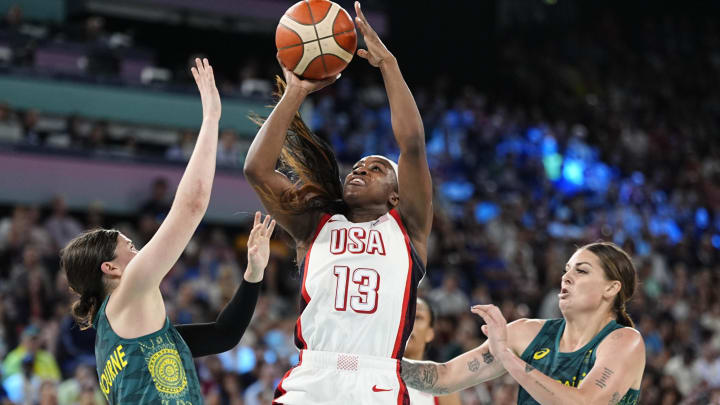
[0,0,719,404]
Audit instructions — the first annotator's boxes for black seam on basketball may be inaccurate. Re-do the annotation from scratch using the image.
[284,13,313,26]
[331,11,355,54]
[277,28,356,50]
[304,0,328,76]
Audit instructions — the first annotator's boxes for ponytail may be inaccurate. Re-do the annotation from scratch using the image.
[62,229,119,330]
[250,76,347,217]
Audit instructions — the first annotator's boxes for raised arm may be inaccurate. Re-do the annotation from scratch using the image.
[177,212,275,357]
[110,58,220,320]
[354,2,432,258]
[474,305,646,405]
[243,61,336,242]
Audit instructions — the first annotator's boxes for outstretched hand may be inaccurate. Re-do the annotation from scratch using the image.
[245,211,276,283]
[277,54,339,97]
[354,1,394,68]
[472,304,510,360]
[191,58,221,121]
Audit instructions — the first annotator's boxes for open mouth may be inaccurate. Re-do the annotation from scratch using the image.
[348,178,366,186]
[558,287,569,299]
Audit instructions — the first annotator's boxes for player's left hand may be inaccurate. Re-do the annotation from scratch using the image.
[472,305,510,360]
[244,211,276,283]
[354,1,394,68]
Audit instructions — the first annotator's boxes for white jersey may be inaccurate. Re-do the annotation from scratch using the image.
[294,209,425,359]
[407,387,438,405]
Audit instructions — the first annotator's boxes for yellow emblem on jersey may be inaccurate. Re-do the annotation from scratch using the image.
[533,348,551,360]
[147,348,188,395]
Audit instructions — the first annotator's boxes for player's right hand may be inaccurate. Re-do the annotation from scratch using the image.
[277,53,340,96]
[191,57,221,121]
[244,211,276,283]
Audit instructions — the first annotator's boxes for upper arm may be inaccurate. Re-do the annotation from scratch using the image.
[397,140,432,251]
[577,328,646,404]
[244,168,318,242]
[507,318,547,356]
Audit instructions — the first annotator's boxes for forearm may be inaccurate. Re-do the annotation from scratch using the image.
[379,57,425,150]
[244,88,306,177]
[500,349,585,405]
[173,117,219,214]
[402,348,506,395]
[176,278,261,357]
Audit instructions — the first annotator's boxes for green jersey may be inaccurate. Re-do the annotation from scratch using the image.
[93,296,202,405]
[518,319,640,405]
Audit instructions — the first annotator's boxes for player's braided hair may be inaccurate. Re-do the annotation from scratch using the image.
[61,229,119,330]
[250,76,347,217]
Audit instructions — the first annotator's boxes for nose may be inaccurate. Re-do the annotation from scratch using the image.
[353,167,367,176]
[561,271,573,286]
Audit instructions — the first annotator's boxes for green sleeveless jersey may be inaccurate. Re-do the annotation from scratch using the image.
[518,319,640,405]
[93,296,202,405]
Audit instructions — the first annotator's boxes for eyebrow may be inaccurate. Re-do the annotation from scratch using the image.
[565,261,594,268]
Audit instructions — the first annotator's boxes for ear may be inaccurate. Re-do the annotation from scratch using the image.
[424,328,435,344]
[388,190,399,208]
[605,280,622,300]
[100,261,121,277]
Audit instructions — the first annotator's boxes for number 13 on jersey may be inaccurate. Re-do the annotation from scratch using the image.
[333,266,379,313]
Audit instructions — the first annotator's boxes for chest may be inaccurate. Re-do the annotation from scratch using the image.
[527,346,596,387]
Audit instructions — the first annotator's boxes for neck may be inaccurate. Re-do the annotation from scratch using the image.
[347,205,390,223]
[560,310,615,352]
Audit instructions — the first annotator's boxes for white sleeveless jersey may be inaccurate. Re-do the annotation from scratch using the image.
[294,210,425,359]
[407,387,438,405]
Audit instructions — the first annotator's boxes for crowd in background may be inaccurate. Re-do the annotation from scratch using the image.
[1,3,720,405]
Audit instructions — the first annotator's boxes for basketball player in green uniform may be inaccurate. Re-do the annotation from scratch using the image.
[60,58,276,404]
[401,242,644,404]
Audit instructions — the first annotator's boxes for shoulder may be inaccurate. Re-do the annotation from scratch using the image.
[507,318,548,354]
[598,327,645,359]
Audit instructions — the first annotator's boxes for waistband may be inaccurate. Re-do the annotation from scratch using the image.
[299,350,399,372]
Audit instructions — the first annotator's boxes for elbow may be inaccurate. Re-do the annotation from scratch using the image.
[179,182,211,215]
[243,161,261,184]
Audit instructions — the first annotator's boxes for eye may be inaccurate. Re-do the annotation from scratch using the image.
[576,268,587,274]
[372,166,380,171]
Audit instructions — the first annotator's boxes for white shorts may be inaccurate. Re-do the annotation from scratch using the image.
[273,350,409,405]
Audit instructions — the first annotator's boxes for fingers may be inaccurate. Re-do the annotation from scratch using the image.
[472,304,499,325]
[481,324,489,337]
[267,219,276,237]
[262,213,271,230]
[253,211,261,227]
[354,1,369,28]
[357,49,369,60]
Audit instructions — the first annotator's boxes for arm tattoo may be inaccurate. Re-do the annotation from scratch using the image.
[482,351,494,364]
[467,358,480,372]
[594,367,614,389]
[609,392,620,404]
[401,360,450,395]
[525,362,535,373]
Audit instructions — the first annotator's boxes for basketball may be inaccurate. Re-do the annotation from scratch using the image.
[276,0,357,80]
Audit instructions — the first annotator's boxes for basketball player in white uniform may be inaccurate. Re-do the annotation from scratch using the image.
[405,298,461,405]
[243,2,432,403]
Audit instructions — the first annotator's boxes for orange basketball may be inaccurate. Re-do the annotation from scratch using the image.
[276,0,357,80]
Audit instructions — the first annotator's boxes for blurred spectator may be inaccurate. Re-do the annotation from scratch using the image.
[44,196,83,251]
[428,272,470,317]
[243,362,279,405]
[21,109,46,145]
[138,177,170,220]
[166,129,196,161]
[39,379,58,405]
[217,128,244,168]
[2,354,41,404]
[1,325,60,382]
[57,364,103,405]
[0,103,21,143]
